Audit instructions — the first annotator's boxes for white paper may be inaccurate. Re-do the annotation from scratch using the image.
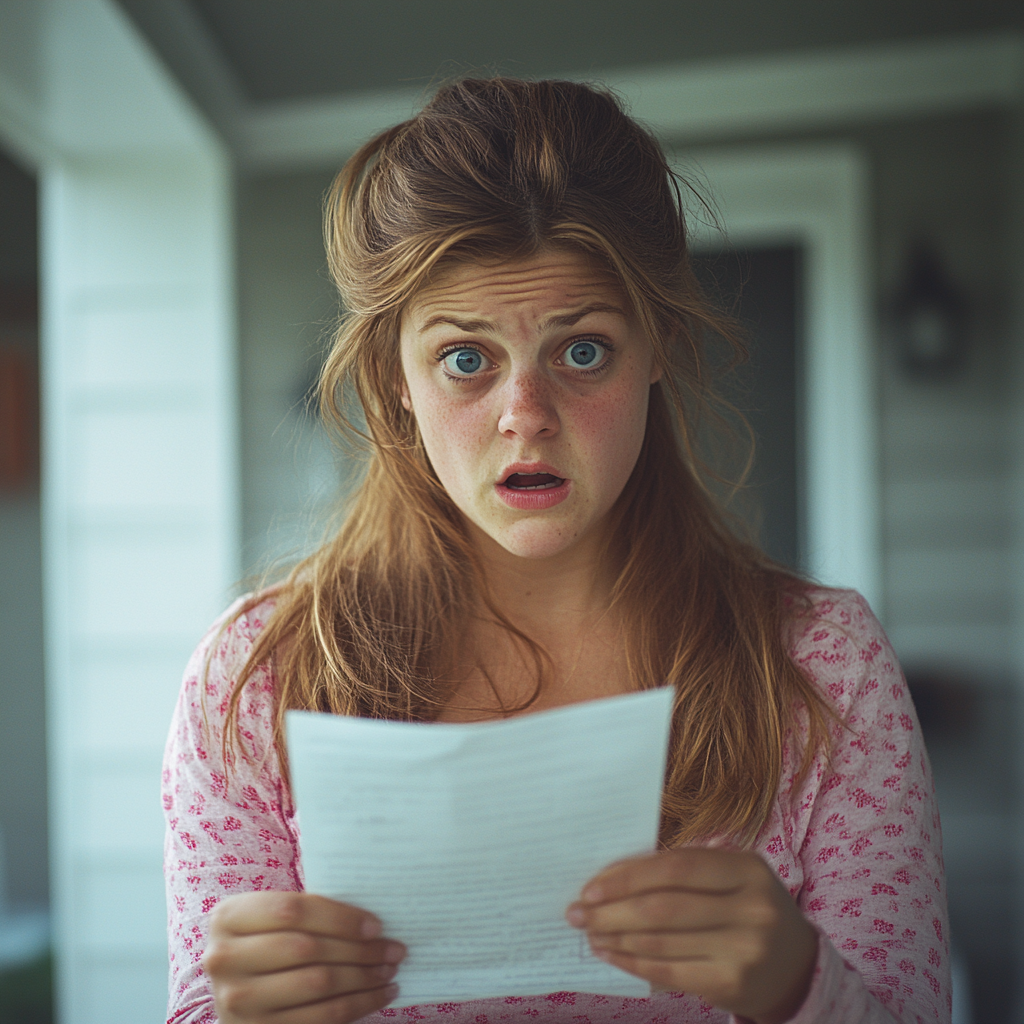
[286,687,673,1006]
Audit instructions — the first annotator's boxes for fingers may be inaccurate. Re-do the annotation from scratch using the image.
[205,892,408,1024]
[569,886,767,936]
[588,923,764,962]
[211,891,382,941]
[214,960,398,1018]
[593,928,817,1020]
[579,848,756,905]
[567,850,820,1022]
[209,930,405,977]
[590,947,746,1000]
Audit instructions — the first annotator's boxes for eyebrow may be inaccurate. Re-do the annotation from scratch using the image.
[417,303,627,335]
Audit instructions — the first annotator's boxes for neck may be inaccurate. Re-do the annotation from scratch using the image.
[468,523,617,641]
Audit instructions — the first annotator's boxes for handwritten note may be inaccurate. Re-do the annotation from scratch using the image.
[286,687,673,1006]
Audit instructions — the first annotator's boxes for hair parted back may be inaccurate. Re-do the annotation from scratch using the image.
[224,77,832,847]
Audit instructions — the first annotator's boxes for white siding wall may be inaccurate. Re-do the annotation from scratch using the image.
[43,158,236,1022]
[1,1,237,1020]
[873,111,1016,677]
[882,404,1014,672]
[866,109,1019,1012]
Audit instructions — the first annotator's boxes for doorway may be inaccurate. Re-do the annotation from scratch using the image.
[693,245,803,570]
[676,144,877,607]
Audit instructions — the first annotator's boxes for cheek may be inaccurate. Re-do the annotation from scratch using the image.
[572,381,650,484]
[414,390,493,484]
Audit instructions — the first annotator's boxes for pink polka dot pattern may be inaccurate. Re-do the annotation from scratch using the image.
[163,589,950,1023]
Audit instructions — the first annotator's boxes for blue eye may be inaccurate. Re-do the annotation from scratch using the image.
[564,340,605,369]
[442,348,485,376]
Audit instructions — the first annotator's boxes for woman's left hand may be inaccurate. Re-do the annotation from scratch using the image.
[566,848,818,1024]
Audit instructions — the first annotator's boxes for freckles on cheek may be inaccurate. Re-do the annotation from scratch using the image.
[573,385,649,470]
[418,396,492,478]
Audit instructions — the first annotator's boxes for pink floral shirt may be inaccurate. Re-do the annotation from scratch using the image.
[163,588,951,1024]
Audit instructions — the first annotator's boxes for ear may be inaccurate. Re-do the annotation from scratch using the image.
[400,379,411,411]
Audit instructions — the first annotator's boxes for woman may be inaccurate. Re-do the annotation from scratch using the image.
[164,79,949,1024]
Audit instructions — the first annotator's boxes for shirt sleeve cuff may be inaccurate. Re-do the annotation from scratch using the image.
[780,930,897,1023]
[730,929,898,1024]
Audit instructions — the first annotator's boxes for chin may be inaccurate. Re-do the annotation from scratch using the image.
[491,521,583,560]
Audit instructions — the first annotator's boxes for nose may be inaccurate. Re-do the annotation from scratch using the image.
[496,368,560,442]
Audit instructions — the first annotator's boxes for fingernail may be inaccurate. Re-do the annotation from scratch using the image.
[361,917,383,939]
[384,983,399,1000]
[383,942,406,964]
[566,906,586,927]
[374,964,398,982]
[581,883,603,903]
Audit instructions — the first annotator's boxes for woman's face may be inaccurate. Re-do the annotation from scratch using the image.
[399,251,660,561]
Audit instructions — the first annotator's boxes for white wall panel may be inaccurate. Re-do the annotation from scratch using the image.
[52,169,218,292]
[75,861,166,952]
[72,527,228,643]
[77,655,187,756]
[0,1,238,1020]
[73,406,217,512]
[78,957,169,1024]
[73,299,219,389]
[80,765,166,855]
[885,623,1012,675]
[886,548,1014,615]
[884,476,1011,547]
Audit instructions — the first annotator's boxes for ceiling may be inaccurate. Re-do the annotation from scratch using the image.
[120,0,1024,106]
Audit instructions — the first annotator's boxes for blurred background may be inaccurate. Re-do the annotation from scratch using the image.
[1,1,1023,1021]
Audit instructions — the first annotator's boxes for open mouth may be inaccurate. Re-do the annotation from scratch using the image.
[502,472,565,491]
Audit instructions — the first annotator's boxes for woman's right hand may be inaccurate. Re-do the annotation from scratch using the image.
[204,891,406,1023]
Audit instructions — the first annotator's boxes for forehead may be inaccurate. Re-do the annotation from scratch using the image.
[405,252,628,329]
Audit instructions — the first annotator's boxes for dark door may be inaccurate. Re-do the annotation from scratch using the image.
[692,245,803,570]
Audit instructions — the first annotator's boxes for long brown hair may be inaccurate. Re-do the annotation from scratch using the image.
[224,78,831,846]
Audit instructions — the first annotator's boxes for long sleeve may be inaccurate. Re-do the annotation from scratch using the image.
[752,589,950,1024]
[162,596,300,1024]
[161,589,950,1024]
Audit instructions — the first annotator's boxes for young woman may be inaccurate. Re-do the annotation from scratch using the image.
[163,79,949,1024]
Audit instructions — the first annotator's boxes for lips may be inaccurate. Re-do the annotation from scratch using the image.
[496,463,571,510]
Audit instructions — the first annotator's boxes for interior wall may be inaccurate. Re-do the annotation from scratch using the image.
[0,148,47,913]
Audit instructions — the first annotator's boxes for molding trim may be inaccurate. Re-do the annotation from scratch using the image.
[235,31,1024,170]
[683,144,878,607]
[610,31,1024,142]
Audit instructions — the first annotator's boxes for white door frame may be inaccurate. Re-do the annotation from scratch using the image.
[679,144,878,612]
